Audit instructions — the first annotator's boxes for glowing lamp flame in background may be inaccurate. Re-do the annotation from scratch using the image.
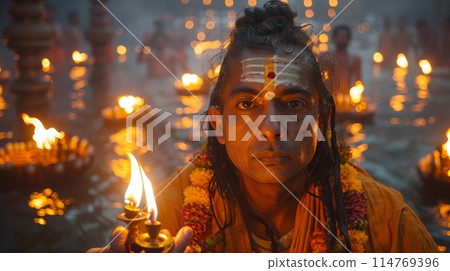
[396,53,408,68]
[419,59,432,75]
[118,95,144,114]
[373,52,384,63]
[443,128,450,158]
[349,81,365,104]
[125,153,158,221]
[116,45,127,55]
[42,58,51,72]
[179,73,204,91]
[22,114,65,149]
[72,50,88,64]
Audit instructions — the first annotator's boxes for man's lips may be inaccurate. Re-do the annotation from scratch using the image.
[253,152,291,165]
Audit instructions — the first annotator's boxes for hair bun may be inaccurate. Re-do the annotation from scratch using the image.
[243,0,296,32]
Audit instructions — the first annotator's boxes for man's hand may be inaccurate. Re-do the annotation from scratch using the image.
[86,226,193,253]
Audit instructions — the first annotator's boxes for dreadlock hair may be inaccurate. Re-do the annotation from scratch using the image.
[206,0,351,252]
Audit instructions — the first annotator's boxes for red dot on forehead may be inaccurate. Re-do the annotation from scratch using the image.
[267,71,276,78]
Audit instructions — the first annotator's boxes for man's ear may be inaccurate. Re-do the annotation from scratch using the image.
[208,106,225,144]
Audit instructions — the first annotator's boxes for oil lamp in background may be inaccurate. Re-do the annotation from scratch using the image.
[372,52,384,64]
[419,59,432,75]
[41,58,52,73]
[335,81,375,123]
[102,95,145,123]
[396,53,408,69]
[174,73,208,95]
[72,50,88,65]
[0,67,11,83]
[0,114,93,184]
[436,129,450,179]
[349,81,367,112]
[117,153,173,253]
[418,128,450,190]
[372,52,383,77]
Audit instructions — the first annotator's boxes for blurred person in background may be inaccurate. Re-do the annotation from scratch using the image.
[415,19,438,65]
[44,4,65,70]
[377,17,396,67]
[63,11,83,65]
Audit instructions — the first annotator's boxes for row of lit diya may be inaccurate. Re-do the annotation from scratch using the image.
[373,51,436,76]
[102,67,220,123]
[0,114,93,185]
[334,54,437,123]
[41,50,90,73]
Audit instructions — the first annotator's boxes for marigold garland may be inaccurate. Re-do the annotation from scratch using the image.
[179,150,221,252]
[189,167,214,189]
[181,146,369,253]
[309,154,369,253]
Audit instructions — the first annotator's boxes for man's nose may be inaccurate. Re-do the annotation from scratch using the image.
[259,101,285,142]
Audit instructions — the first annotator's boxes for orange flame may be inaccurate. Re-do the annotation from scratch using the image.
[72,50,88,64]
[349,81,365,104]
[178,73,204,91]
[22,114,64,149]
[124,153,143,207]
[419,59,432,75]
[443,128,450,158]
[118,95,144,114]
[42,58,51,72]
[142,163,157,222]
[125,153,158,221]
[373,52,383,63]
[396,53,408,68]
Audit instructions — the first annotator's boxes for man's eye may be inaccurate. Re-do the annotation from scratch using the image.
[285,99,305,109]
[237,100,255,110]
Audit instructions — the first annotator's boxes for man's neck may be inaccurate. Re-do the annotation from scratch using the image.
[241,175,306,239]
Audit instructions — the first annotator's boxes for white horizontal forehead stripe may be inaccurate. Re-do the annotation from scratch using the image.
[241,56,308,89]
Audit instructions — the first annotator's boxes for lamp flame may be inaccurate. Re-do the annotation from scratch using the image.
[349,81,365,104]
[118,95,144,114]
[443,128,450,158]
[142,163,157,222]
[22,114,64,149]
[72,50,88,64]
[419,59,432,75]
[42,58,51,72]
[125,153,158,221]
[373,52,383,63]
[180,73,204,91]
[124,153,143,207]
[396,53,408,68]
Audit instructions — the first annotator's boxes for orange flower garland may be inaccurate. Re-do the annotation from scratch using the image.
[309,157,369,253]
[179,152,222,252]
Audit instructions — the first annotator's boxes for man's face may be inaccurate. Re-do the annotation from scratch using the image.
[333,30,350,51]
[213,50,322,185]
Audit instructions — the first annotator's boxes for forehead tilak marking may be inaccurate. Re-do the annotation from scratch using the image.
[241,55,308,99]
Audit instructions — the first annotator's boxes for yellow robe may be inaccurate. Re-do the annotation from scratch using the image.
[155,164,438,253]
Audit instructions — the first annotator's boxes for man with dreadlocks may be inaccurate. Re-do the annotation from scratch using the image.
[89,0,437,253]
